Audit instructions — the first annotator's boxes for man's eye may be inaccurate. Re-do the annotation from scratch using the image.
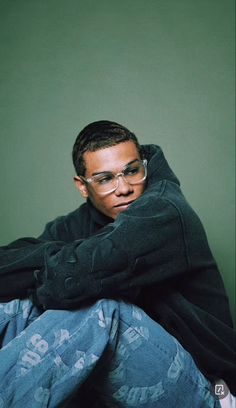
[124,167,139,176]
[96,175,113,184]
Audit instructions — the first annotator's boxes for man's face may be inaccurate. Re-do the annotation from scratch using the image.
[74,141,146,219]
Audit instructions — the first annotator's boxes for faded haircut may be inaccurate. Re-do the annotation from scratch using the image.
[72,120,142,176]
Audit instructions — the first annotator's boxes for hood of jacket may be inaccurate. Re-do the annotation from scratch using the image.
[142,144,180,187]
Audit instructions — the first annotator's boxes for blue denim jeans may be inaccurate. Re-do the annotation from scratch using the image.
[0,299,220,408]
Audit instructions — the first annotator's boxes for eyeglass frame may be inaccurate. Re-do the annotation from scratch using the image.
[79,159,148,195]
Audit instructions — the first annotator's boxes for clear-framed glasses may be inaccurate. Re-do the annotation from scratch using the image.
[80,159,147,195]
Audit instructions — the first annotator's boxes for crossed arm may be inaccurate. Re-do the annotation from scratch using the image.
[0,185,191,309]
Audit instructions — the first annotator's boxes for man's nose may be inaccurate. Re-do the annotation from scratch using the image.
[115,175,133,195]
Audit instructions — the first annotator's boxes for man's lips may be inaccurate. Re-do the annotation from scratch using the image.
[114,200,135,208]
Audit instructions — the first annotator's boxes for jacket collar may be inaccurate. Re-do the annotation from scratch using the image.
[87,199,113,227]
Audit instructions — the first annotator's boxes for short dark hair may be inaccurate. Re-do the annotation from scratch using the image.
[72,120,142,176]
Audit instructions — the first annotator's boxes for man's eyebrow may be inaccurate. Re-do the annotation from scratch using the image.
[91,159,139,176]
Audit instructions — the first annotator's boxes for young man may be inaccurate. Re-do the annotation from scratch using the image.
[0,120,235,407]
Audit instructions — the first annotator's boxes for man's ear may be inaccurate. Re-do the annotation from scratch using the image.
[74,176,89,198]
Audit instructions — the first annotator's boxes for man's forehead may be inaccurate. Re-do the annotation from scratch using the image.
[83,141,141,175]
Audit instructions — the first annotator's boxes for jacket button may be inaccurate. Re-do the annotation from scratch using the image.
[65,277,76,290]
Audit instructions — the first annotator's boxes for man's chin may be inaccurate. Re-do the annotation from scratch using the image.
[112,203,132,218]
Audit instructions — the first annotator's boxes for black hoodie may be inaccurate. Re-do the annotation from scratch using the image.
[0,145,235,394]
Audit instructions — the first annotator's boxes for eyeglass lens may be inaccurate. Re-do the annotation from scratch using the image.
[94,161,146,193]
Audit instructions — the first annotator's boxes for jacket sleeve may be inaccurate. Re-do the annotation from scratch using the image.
[0,238,50,301]
[0,215,72,301]
[0,183,212,308]
[34,185,195,309]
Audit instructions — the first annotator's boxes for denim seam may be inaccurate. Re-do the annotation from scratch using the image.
[0,310,23,327]
[119,314,214,394]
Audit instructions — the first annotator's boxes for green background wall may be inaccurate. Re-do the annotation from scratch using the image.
[0,0,235,321]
